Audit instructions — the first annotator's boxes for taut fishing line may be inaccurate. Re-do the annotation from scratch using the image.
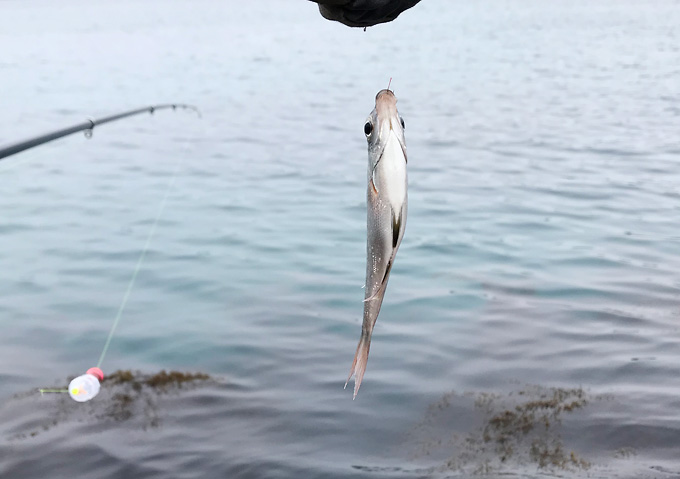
[52,149,186,401]
[6,104,202,401]
[96,157,183,371]
[37,152,186,401]
[40,151,186,401]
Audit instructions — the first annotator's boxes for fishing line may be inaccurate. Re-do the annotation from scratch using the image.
[8,104,200,400]
[96,156,184,370]
[38,154,185,400]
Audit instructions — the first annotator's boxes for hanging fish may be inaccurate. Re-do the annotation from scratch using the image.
[346,88,408,399]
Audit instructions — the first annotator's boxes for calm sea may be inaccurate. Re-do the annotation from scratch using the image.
[1,0,679,477]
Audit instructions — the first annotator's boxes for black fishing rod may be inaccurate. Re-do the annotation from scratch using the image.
[0,103,200,161]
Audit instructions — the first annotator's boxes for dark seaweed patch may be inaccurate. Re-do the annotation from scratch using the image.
[411,385,592,474]
[7,370,214,440]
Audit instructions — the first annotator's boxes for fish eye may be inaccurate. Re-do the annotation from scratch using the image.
[400,117,405,129]
[364,122,373,136]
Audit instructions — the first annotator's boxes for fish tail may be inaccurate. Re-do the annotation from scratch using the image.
[344,331,372,399]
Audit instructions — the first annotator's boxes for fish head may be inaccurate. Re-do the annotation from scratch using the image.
[364,89,407,169]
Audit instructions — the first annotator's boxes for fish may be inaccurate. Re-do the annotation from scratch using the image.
[345,88,408,399]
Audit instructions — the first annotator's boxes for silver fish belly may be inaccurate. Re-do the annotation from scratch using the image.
[346,89,408,399]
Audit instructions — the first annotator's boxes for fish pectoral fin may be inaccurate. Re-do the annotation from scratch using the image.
[392,211,401,248]
[370,172,379,195]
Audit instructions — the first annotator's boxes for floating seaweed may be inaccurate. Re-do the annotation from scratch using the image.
[5,370,214,440]
[106,369,211,390]
[411,384,592,474]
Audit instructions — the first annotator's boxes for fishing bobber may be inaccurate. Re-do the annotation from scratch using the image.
[68,367,104,402]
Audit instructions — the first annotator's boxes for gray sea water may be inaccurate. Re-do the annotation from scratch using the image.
[1,0,680,477]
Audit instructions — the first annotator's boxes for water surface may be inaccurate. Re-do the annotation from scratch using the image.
[1,0,680,477]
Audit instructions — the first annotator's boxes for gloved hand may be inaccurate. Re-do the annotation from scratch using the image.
[312,0,422,28]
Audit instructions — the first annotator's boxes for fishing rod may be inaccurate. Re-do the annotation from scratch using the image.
[0,103,200,161]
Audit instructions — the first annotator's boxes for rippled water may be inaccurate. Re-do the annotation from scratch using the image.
[1,0,680,477]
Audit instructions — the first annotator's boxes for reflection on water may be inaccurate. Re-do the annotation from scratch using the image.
[5,370,214,440]
[412,385,594,474]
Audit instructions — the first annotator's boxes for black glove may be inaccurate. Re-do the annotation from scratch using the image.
[312,0,422,28]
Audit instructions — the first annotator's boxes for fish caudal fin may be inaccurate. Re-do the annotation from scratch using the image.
[345,333,372,399]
